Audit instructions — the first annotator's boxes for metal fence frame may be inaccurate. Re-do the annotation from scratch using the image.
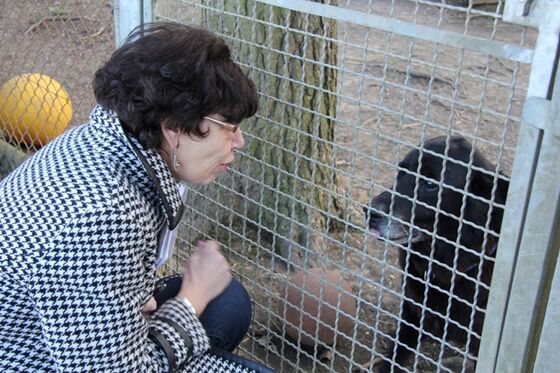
[114,0,560,371]
[479,2,560,372]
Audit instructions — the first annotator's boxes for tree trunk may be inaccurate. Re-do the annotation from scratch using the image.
[205,1,340,267]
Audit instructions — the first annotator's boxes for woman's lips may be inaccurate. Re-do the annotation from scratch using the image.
[218,157,234,172]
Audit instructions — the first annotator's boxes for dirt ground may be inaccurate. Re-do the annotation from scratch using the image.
[0,0,114,140]
[0,1,537,372]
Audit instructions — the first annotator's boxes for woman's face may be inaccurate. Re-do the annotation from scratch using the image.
[162,115,246,184]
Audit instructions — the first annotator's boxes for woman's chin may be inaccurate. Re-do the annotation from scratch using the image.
[182,168,225,185]
[196,174,219,185]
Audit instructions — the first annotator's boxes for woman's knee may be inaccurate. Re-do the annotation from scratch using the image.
[199,277,252,351]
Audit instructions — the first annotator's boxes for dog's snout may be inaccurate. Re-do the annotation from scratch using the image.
[364,206,384,227]
[364,191,392,229]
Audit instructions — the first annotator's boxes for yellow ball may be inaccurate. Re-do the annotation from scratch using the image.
[0,73,73,147]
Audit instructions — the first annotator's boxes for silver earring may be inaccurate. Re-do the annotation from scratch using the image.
[172,147,181,171]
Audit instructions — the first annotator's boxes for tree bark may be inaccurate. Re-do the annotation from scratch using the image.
[204,1,340,267]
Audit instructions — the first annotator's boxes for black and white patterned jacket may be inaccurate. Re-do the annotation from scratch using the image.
[0,106,256,372]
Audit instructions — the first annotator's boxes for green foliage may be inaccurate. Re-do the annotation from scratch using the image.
[0,138,28,179]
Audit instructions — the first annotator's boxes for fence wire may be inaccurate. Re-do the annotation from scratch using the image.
[153,1,537,372]
[0,0,114,158]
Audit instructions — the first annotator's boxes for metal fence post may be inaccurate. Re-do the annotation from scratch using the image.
[476,1,560,370]
[533,250,560,372]
[495,43,560,372]
[113,0,153,47]
[476,1,560,371]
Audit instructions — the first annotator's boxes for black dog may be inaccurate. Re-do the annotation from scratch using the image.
[364,136,509,372]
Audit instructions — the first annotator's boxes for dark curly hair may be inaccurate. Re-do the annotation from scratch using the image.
[93,22,258,149]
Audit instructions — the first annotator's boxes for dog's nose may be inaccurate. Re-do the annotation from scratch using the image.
[364,205,384,227]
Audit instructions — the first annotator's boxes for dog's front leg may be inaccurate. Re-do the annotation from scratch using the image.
[375,282,424,373]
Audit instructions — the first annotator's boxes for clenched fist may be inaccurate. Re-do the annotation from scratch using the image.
[178,240,232,315]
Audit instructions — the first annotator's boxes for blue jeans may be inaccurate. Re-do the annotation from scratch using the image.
[153,275,251,351]
[153,275,275,373]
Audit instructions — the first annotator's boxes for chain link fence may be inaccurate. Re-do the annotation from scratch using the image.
[0,0,114,176]
[2,1,558,372]
[152,1,553,372]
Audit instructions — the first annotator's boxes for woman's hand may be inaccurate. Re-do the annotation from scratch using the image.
[178,240,232,315]
[141,296,157,316]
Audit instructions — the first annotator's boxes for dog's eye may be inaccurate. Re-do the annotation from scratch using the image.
[422,179,438,191]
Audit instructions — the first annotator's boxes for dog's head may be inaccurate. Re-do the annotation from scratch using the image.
[364,136,509,256]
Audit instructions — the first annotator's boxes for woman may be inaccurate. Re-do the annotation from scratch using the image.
[0,22,273,372]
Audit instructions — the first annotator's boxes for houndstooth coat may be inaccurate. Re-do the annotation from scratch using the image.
[0,106,257,372]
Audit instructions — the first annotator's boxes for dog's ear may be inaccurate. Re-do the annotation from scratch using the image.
[468,149,495,200]
[457,150,497,255]
[469,150,509,235]
[464,150,494,229]
[457,179,490,274]
[494,173,509,205]
[489,173,509,234]
[461,151,510,259]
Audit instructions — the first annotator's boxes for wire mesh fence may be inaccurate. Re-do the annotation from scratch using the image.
[1,0,556,372]
[0,0,114,165]
[150,1,539,372]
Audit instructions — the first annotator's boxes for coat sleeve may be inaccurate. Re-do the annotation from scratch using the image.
[29,207,210,372]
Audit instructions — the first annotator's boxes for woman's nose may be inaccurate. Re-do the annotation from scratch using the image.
[233,129,245,149]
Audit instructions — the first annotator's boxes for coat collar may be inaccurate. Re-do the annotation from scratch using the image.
[90,105,184,229]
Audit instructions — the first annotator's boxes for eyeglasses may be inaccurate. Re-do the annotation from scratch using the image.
[203,116,239,133]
